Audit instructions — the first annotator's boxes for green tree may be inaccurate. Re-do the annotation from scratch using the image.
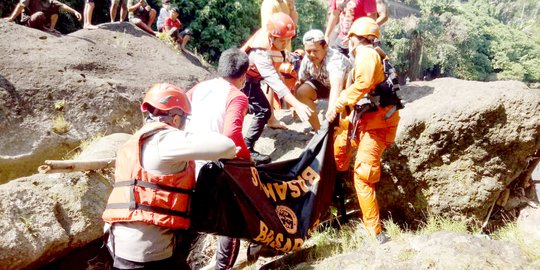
[172,0,326,63]
[170,0,261,63]
[383,0,540,82]
[293,0,327,50]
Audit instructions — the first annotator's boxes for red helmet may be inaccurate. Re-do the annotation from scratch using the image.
[267,12,295,38]
[141,83,191,115]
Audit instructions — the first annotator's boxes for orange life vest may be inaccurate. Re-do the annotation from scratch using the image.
[241,29,297,108]
[102,122,196,230]
[241,29,290,81]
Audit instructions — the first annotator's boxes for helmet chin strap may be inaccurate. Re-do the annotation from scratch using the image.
[145,108,185,128]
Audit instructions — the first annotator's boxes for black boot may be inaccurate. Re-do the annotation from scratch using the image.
[335,171,349,224]
[250,150,271,165]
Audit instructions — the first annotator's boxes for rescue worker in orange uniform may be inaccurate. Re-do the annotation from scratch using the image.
[102,83,237,269]
[241,12,313,165]
[326,17,399,243]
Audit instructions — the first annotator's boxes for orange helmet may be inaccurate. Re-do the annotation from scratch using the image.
[267,12,296,38]
[347,17,380,40]
[141,83,191,115]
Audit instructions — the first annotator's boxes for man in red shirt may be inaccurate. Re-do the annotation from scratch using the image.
[186,48,250,270]
[163,6,191,52]
[324,0,377,55]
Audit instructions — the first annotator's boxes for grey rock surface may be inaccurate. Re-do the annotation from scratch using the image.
[378,78,540,225]
[0,133,129,269]
[0,21,210,183]
[312,231,534,270]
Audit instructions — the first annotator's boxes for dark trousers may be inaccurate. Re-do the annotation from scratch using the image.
[104,228,199,270]
[241,80,272,150]
[25,12,47,31]
[215,236,240,270]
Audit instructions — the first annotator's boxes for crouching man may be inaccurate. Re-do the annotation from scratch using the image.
[295,29,352,131]
[127,0,156,35]
[5,0,81,33]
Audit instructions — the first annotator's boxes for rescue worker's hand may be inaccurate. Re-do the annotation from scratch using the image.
[292,102,313,122]
[335,101,345,113]
[326,102,345,122]
[326,106,338,122]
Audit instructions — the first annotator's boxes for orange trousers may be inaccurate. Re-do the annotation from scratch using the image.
[333,118,397,235]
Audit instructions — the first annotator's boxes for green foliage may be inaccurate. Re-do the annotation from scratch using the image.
[168,0,261,63]
[493,222,540,262]
[293,0,327,50]
[383,0,540,82]
[0,0,19,18]
[418,215,468,235]
[168,0,326,63]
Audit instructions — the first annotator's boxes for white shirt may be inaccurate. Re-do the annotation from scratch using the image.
[298,47,352,88]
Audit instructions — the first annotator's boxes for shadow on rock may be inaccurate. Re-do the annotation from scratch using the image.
[400,84,434,104]
[97,22,153,38]
[0,74,29,124]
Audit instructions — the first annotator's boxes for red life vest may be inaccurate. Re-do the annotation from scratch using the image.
[241,29,298,97]
[241,29,288,81]
[102,122,195,229]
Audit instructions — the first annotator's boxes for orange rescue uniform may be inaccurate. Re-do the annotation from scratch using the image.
[333,45,399,235]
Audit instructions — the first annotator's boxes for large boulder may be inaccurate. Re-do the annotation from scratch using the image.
[0,133,129,269]
[378,78,540,225]
[248,78,540,227]
[0,21,210,183]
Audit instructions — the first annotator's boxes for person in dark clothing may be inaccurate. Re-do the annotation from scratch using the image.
[5,0,82,33]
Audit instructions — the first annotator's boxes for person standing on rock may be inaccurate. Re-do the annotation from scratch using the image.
[110,0,128,23]
[102,83,237,269]
[186,48,251,270]
[375,0,388,26]
[127,0,156,35]
[83,0,98,29]
[295,29,352,132]
[326,17,400,243]
[240,12,313,165]
[325,0,377,56]
[5,0,82,33]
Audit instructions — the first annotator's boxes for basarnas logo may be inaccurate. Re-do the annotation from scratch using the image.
[276,205,298,234]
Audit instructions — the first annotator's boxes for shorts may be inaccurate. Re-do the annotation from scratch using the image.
[169,28,191,39]
[304,78,330,99]
[132,7,150,23]
[111,0,127,4]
